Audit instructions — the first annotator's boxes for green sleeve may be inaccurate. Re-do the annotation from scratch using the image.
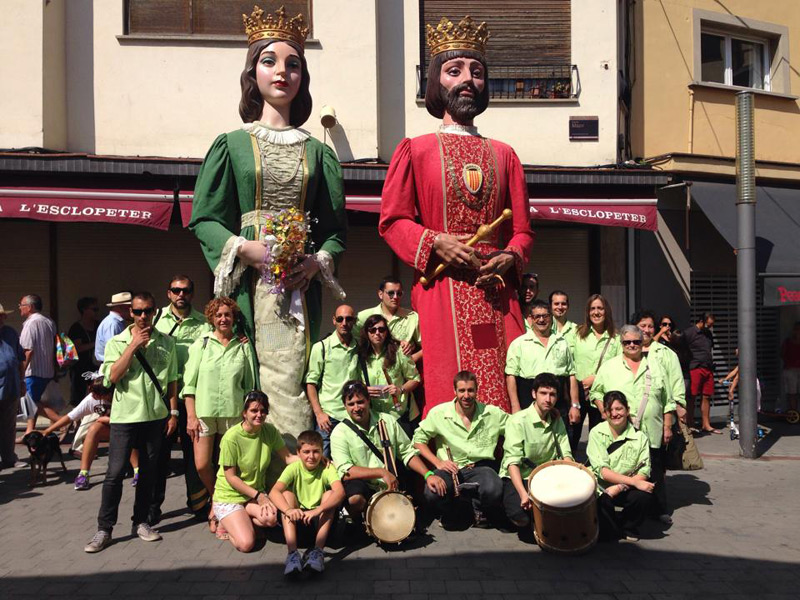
[666,350,686,407]
[189,134,241,272]
[412,413,438,447]
[101,336,124,388]
[390,418,418,466]
[497,407,509,436]
[636,436,652,478]
[552,417,574,460]
[218,432,240,468]
[312,143,347,264]
[277,462,297,487]
[180,338,203,397]
[500,416,524,474]
[266,424,286,453]
[304,340,325,385]
[586,430,609,479]
[400,353,420,382]
[590,363,609,405]
[323,463,341,485]
[505,339,520,375]
[565,341,576,376]
[329,425,354,478]
[241,342,256,395]
[166,340,179,384]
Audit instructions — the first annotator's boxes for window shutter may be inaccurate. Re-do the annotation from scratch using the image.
[128,0,191,35]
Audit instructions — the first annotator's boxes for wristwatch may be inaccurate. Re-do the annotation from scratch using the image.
[571,403,581,409]
[169,410,179,417]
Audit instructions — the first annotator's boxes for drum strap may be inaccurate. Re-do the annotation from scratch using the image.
[632,370,652,430]
[550,426,564,460]
[342,419,384,463]
[606,438,629,455]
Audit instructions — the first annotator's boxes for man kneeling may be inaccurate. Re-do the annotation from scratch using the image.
[330,381,446,529]
[500,372,574,528]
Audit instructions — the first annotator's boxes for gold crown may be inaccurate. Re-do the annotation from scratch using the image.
[242,5,309,48]
[426,15,489,57]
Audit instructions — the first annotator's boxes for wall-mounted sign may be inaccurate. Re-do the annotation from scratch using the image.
[569,116,599,141]
[764,277,800,306]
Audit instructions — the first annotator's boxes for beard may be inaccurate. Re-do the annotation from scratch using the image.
[442,82,482,123]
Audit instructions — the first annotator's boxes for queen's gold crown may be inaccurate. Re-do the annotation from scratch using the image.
[242,5,309,48]
[426,15,489,57]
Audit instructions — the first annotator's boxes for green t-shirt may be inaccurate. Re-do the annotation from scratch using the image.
[304,334,360,421]
[214,422,286,504]
[277,460,340,510]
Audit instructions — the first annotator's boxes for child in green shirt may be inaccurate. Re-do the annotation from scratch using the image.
[269,430,345,577]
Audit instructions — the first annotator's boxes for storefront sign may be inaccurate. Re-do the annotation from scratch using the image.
[764,277,800,306]
[0,189,175,230]
[569,116,599,141]
[529,200,658,231]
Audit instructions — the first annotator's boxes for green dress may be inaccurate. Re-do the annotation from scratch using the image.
[190,123,346,440]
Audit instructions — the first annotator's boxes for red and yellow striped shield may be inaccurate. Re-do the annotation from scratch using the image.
[462,163,484,195]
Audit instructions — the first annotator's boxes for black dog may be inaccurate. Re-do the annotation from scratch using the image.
[21,432,67,486]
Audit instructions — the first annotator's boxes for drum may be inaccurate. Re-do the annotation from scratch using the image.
[364,490,416,544]
[527,460,598,554]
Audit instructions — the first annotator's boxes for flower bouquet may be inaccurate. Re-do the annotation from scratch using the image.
[259,207,314,294]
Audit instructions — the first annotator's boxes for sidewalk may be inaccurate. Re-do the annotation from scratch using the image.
[1,418,799,599]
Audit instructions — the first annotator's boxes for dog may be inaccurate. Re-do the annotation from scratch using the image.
[21,431,67,486]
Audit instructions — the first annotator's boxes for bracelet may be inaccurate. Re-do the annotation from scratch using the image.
[169,409,179,417]
[253,491,261,502]
[424,470,435,480]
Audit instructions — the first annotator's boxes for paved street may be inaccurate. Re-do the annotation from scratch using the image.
[2,419,799,600]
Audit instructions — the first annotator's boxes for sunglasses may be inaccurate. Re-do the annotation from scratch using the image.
[169,287,193,295]
[660,322,673,329]
[622,339,643,346]
[335,315,355,323]
[368,326,388,334]
[531,314,550,321]
[131,307,155,316]
[523,285,538,291]
[384,290,403,298]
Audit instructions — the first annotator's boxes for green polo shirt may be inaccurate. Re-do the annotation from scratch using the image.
[330,411,418,491]
[180,333,255,418]
[102,326,178,424]
[355,304,421,346]
[552,319,578,356]
[277,460,340,510]
[499,405,573,479]
[574,330,621,382]
[586,421,651,492]
[153,306,212,377]
[505,331,575,378]
[305,333,360,421]
[362,350,420,417]
[589,354,675,449]
[412,400,508,467]
[645,342,686,407]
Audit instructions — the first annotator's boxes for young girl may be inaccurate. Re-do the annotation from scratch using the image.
[213,391,295,551]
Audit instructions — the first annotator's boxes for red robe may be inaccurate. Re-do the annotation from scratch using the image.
[379,132,534,414]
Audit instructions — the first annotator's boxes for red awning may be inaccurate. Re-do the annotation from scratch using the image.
[530,199,657,231]
[0,187,188,230]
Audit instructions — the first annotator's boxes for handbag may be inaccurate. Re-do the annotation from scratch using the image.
[18,393,37,420]
[666,420,704,471]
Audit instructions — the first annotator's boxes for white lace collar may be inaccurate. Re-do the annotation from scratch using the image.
[242,122,310,145]
[439,123,480,136]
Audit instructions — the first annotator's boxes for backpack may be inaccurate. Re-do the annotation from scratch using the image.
[55,333,79,370]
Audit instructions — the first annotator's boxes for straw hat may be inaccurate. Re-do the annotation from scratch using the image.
[106,292,133,307]
[0,303,11,315]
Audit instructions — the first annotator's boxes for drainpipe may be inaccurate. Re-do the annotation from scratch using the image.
[735,91,757,459]
[687,88,695,153]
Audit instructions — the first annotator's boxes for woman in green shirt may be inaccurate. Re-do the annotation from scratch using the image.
[213,391,296,551]
[183,298,256,530]
[586,391,654,542]
[357,314,420,436]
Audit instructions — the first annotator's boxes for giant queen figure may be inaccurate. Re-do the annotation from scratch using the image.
[379,15,534,414]
[190,5,346,442]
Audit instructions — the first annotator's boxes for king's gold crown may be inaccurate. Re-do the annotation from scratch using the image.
[426,15,489,57]
[242,5,309,48]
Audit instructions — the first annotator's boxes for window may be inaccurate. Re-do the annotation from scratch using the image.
[701,31,769,91]
[126,0,312,38]
[418,0,575,99]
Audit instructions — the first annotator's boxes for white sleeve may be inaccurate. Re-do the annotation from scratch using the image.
[67,395,98,421]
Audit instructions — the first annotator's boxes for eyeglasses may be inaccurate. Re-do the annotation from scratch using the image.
[622,339,643,346]
[531,314,550,321]
[334,315,355,323]
[384,290,403,298]
[367,326,388,334]
[169,287,193,295]
[660,322,673,329]
[131,307,155,316]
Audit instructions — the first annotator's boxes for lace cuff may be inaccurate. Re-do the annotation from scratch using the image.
[314,250,346,300]
[213,235,248,297]
[414,229,438,273]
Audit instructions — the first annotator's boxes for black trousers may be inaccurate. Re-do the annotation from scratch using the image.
[97,419,163,532]
[649,446,667,515]
[598,489,654,541]
[151,403,209,522]
[501,477,531,528]
[423,463,503,516]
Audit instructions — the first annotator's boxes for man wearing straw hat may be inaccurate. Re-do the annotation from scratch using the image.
[379,14,534,416]
[95,292,132,365]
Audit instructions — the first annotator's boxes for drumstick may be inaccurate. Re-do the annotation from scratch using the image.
[445,446,460,497]
[419,208,513,287]
[382,367,402,412]
[378,419,398,478]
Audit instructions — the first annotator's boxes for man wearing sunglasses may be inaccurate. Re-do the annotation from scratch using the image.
[305,305,361,456]
[151,276,212,526]
[86,292,178,553]
[355,277,422,363]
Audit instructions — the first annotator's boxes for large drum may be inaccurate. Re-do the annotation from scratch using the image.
[527,460,598,554]
[364,490,416,544]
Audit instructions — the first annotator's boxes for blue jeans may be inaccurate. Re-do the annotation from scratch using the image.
[316,417,340,458]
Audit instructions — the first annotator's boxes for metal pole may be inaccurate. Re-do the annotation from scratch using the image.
[735,91,758,458]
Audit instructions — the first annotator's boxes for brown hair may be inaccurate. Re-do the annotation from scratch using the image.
[204,297,241,327]
[297,430,323,450]
[242,390,269,417]
[425,49,489,119]
[239,38,312,126]
[453,370,478,390]
[577,294,617,340]
[357,314,398,371]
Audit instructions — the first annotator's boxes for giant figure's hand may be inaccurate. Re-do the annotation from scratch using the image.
[236,240,270,270]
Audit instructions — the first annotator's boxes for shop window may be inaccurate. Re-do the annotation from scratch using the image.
[701,31,770,91]
[125,0,312,38]
[418,0,575,100]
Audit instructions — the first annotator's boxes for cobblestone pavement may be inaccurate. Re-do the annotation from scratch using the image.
[2,418,799,600]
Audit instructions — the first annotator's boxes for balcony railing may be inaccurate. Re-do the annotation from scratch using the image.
[416,64,578,100]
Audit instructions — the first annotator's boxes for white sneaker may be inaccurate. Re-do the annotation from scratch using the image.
[133,522,162,542]
[84,530,111,553]
[284,550,303,577]
[304,547,325,573]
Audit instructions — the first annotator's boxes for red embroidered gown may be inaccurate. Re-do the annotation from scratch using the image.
[379,132,535,414]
